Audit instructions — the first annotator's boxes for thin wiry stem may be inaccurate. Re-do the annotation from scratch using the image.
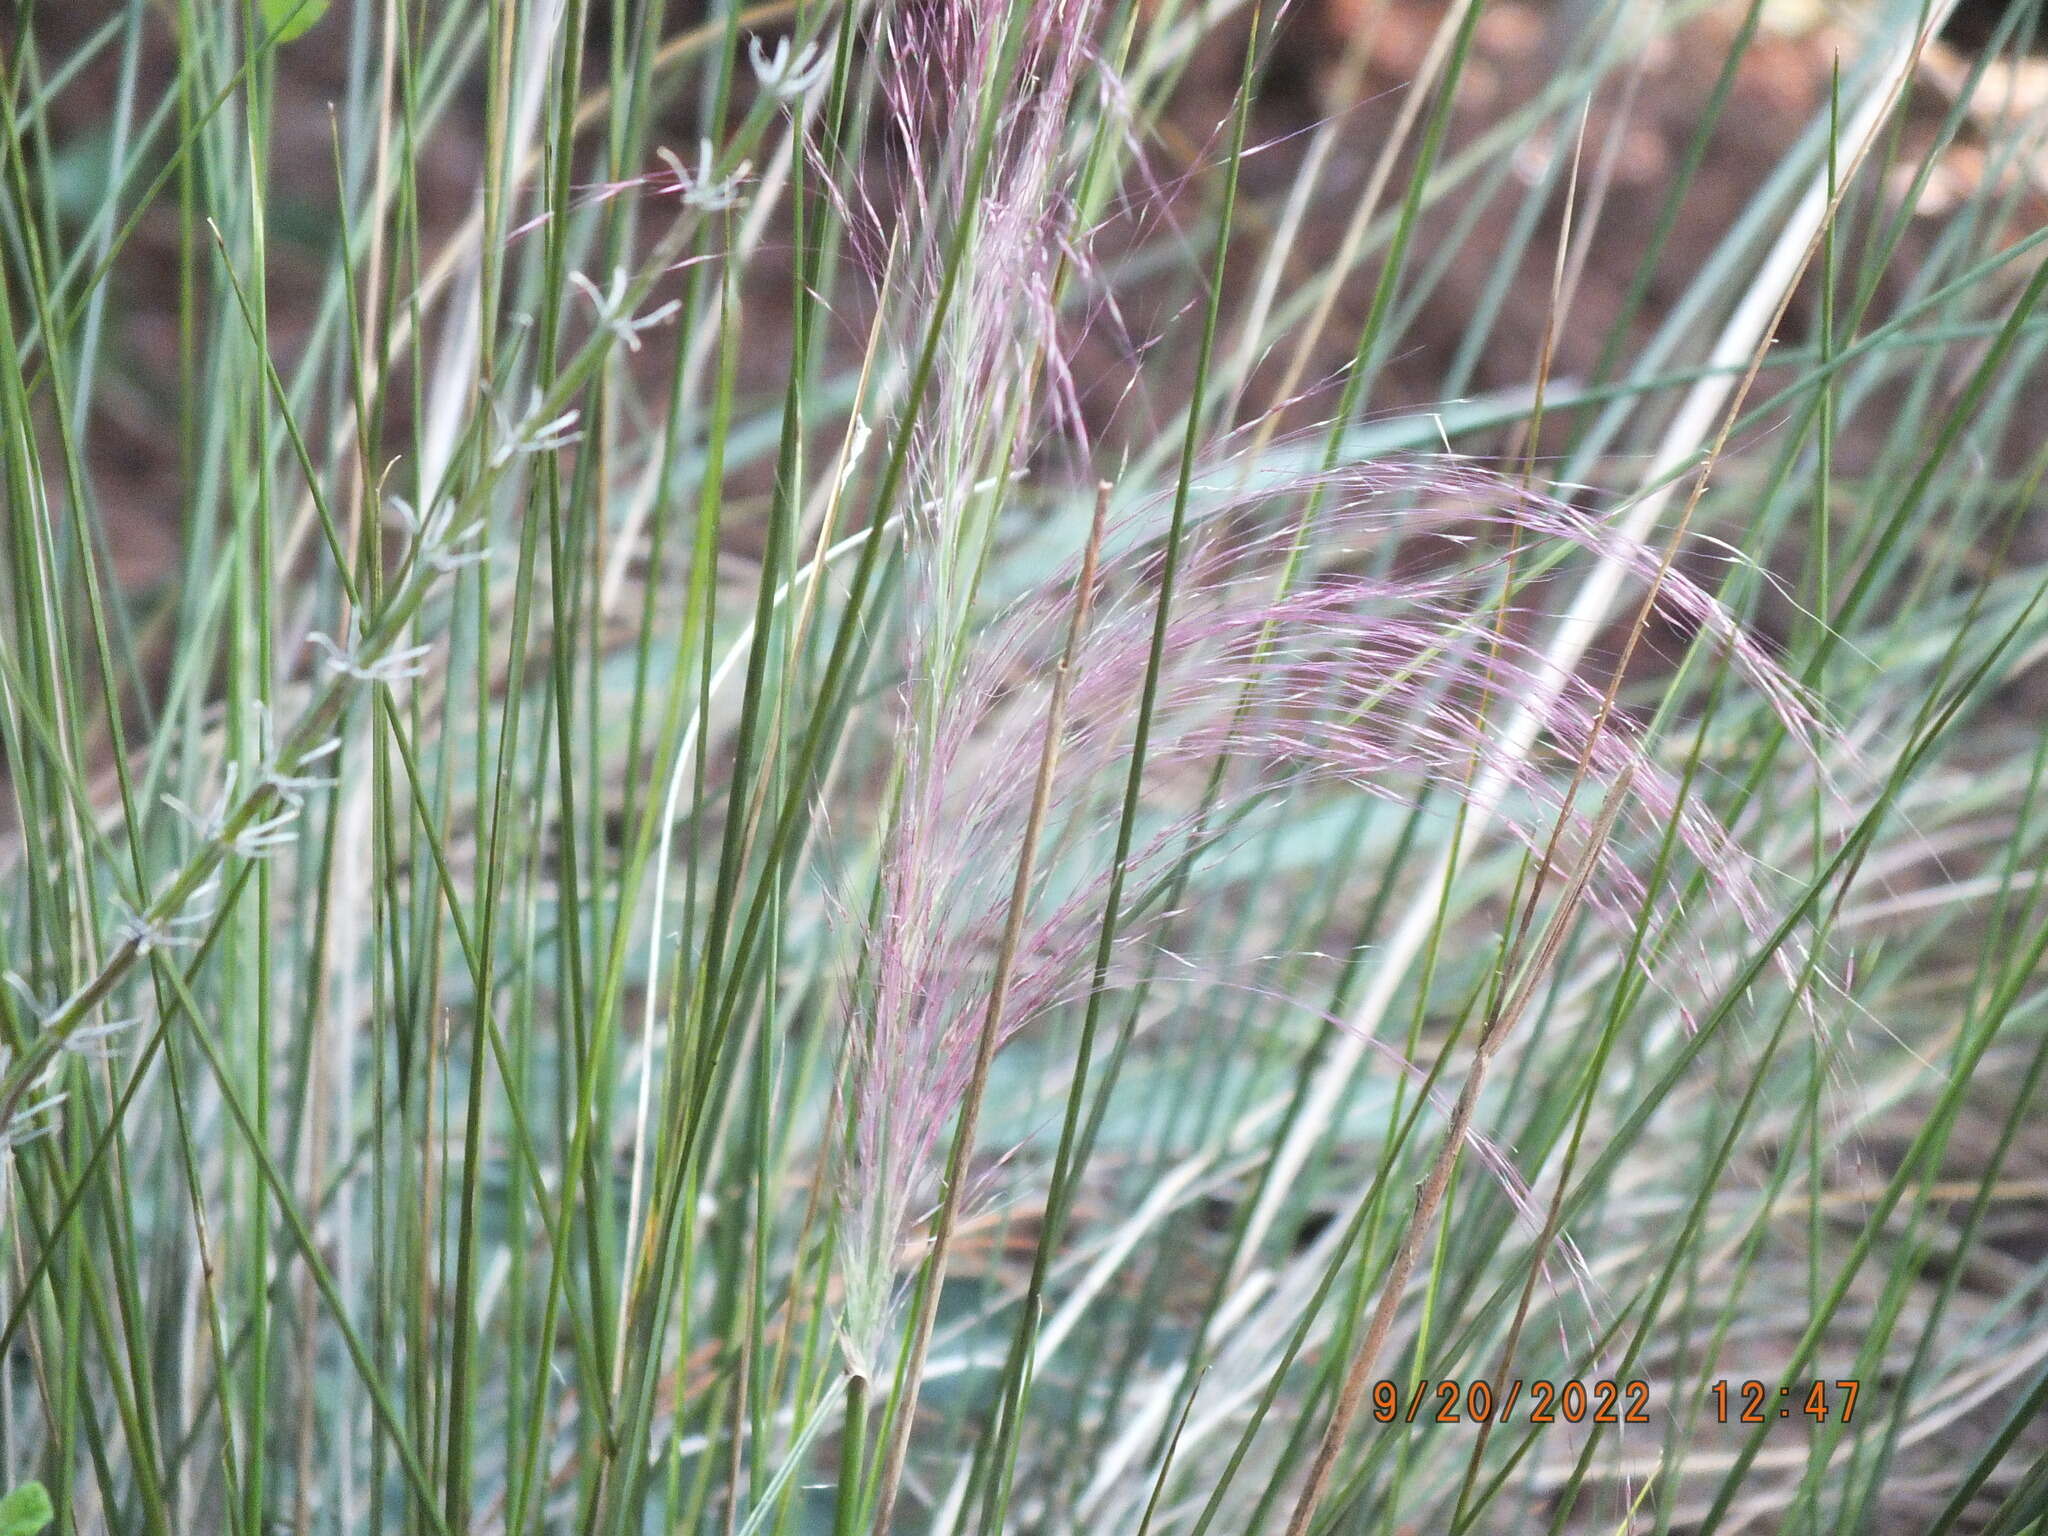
[1282,765,1634,1536]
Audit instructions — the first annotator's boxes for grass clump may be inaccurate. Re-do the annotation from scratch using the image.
[2,0,2048,1531]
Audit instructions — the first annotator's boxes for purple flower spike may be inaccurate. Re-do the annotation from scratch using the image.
[832,457,1827,1367]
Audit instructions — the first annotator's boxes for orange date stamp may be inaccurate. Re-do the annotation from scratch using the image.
[1368,1379,1651,1425]
[1367,1379,1863,1426]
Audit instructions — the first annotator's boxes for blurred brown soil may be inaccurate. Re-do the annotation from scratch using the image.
[1184,0,2048,443]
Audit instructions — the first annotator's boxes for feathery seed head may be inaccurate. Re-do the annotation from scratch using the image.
[829,459,1826,1366]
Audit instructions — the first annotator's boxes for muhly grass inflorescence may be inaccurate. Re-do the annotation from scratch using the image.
[795,0,1829,1423]
[815,0,1122,1380]
[832,458,1825,1384]
[838,0,1110,506]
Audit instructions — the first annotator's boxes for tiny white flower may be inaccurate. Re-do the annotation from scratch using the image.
[232,814,301,859]
[3,974,69,1032]
[55,1015,141,1061]
[569,267,681,355]
[113,887,214,958]
[4,974,137,1062]
[1,1093,66,1150]
[246,700,341,806]
[165,761,304,859]
[162,771,234,843]
[490,388,584,469]
[264,736,342,808]
[385,493,425,535]
[307,630,433,686]
[656,140,750,213]
[389,493,489,573]
[748,33,830,103]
